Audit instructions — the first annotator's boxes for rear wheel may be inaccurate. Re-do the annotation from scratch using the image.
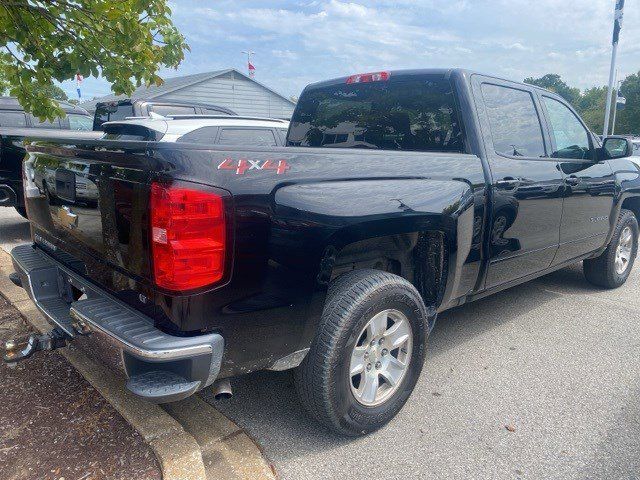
[583,209,638,288]
[294,269,430,436]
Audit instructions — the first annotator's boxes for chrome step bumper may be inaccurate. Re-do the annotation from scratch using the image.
[10,243,224,403]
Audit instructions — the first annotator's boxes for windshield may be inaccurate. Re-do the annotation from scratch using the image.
[288,74,464,153]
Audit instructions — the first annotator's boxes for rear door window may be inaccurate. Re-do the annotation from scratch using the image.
[176,126,219,144]
[0,111,27,127]
[30,115,62,129]
[481,83,546,158]
[218,128,277,146]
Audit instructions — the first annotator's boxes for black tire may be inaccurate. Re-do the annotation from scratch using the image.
[294,269,430,436]
[583,209,638,289]
[14,206,27,218]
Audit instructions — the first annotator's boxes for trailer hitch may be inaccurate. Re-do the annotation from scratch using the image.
[3,327,71,366]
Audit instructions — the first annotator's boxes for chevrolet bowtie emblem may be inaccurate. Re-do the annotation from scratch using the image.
[57,205,78,229]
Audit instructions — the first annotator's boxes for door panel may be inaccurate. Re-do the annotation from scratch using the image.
[486,159,564,286]
[539,95,616,264]
[473,78,564,288]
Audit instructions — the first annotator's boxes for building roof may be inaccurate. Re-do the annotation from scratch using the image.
[80,68,296,111]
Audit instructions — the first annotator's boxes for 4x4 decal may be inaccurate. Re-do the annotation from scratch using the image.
[217,158,290,175]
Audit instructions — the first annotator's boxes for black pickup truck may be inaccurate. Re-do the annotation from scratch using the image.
[5,69,640,436]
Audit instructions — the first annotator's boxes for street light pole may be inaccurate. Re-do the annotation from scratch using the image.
[612,77,621,135]
[603,0,625,137]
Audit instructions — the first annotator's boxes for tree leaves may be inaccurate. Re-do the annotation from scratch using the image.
[0,0,188,120]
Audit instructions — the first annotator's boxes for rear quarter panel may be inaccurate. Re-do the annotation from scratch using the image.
[147,144,486,375]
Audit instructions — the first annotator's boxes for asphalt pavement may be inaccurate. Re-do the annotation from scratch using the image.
[0,207,29,253]
[205,262,640,480]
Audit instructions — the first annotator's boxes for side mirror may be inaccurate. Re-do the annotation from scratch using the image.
[602,136,634,159]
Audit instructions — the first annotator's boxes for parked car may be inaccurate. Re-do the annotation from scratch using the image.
[0,97,95,217]
[6,69,640,437]
[30,115,289,211]
[632,138,640,156]
[0,97,93,130]
[100,114,289,145]
[92,99,237,131]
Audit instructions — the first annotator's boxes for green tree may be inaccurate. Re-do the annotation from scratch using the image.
[0,52,10,93]
[576,86,607,133]
[615,71,640,135]
[524,73,581,106]
[0,0,188,120]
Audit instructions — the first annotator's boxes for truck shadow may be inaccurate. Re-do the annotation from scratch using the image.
[202,263,605,457]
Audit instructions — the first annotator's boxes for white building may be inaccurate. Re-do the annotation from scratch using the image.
[80,68,296,119]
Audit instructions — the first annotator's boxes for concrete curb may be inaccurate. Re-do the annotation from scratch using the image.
[0,249,276,480]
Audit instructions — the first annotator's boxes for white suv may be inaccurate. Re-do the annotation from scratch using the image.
[102,114,290,146]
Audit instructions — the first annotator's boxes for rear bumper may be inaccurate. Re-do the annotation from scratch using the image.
[10,243,224,403]
[0,183,18,207]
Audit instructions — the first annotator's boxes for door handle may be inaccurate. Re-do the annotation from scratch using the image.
[565,176,580,186]
[495,177,520,189]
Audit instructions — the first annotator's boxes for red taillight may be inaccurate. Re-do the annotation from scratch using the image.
[345,71,390,84]
[150,182,226,292]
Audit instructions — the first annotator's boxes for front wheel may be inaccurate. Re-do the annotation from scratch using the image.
[294,269,431,436]
[584,209,638,288]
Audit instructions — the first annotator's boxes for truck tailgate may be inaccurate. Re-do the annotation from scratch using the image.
[24,140,156,290]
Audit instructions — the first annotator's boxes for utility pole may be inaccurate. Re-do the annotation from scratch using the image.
[241,50,255,78]
[603,0,625,137]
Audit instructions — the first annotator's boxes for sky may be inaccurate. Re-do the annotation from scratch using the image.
[60,0,640,102]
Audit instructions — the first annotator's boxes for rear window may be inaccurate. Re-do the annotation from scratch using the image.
[94,103,135,129]
[102,124,162,141]
[287,74,464,152]
[151,105,197,116]
[67,114,93,131]
[0,111,27,127]
[218,128,277,146]
[205,108,232,115]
